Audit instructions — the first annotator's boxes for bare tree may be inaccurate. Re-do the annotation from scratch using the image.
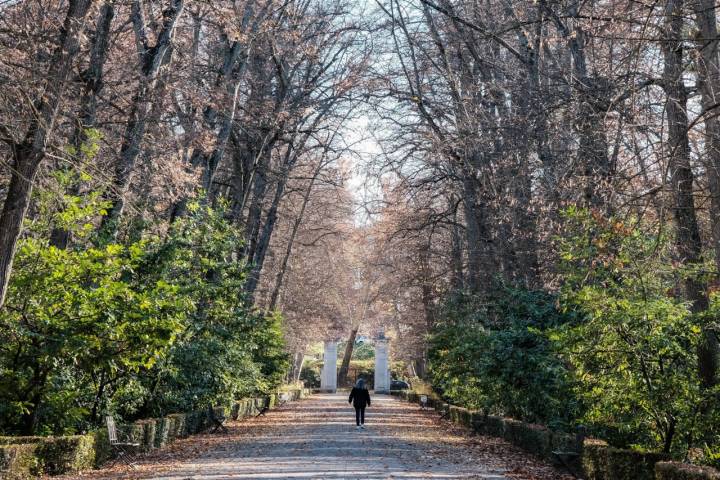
[0,0,93,307]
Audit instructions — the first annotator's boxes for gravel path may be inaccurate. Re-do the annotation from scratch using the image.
[67,393,572,480]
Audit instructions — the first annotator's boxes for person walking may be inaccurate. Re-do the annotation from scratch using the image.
[348,378,371,430]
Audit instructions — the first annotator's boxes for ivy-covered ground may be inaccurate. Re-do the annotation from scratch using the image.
[60,393,572,480]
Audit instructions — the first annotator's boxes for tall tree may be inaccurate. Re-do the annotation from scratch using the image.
[0,0,93,307]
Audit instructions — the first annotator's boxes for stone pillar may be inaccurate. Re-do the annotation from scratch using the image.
[320,340,338,392]
[374,338,390,393]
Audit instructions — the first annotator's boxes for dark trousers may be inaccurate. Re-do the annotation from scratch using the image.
[355,406,365,426]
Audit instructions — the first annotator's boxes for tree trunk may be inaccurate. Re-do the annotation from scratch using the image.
[289,351,305,385]
[268,163,320,310]
[102,0,184,236]
[51,2,115,249]
[461,170,483,293]
[662,0,718,387]
[0,0,93,308]
[243,158,269,260]
[185,33,252,203]
[543,1,611,209]
[245,170,287,298]
[692,0,720,277]
[337,328,358,387]
[448,195,464,291]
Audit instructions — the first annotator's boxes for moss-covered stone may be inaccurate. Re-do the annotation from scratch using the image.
[447,406,473,427]
[0,435,96,475]
[165,416,177,442]
[656,461,720,480]
[133,419,156,451]
[472,414,506,437]
[37,434,95,475]
[167,413,186,439]
[235,399,252,419]
[502,420,552,458]
[154,417,171,448]
[582,439,611,480]
[0,437,45,445]
[0,443,41,479]
[582,439,668,480]
[607,448,668,480]
[93,428,113,468]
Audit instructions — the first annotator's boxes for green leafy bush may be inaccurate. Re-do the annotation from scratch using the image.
[0,238,184,435]
[299,362,321,388]
[133,204,288,416]
[428,286,577,427]
[0,200,287,435]
[428,208,720,458]
[554,208,715,453]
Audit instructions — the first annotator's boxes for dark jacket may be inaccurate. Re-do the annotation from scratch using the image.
[348,387,371,409]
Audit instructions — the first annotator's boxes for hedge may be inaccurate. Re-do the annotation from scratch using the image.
[656,462,720,480]
[581,439,669,480]
[394,389,720,480]
[0,435,95,475]
[154,417,171,448]
[0,444,40,479]
[92,428,112,467]
[0,388,309,478]
[166,413,186,440]
[38,435,96,475]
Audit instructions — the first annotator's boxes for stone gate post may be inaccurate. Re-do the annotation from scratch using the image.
[374,338,390,393]
[320,340,338,392]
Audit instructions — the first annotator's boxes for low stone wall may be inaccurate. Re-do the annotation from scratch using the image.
[0,435,96,476]
[0,443,41,479]
[581,438,669,480]
[0,387,310,478]
[656,462,720,480]
[390,389,720,480]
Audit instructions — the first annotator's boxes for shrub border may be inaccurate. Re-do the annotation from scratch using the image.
[391,389,718,480]
[0,388,310,478]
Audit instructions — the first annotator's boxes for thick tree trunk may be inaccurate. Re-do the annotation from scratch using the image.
[0,0,93,308]
[692,0,720,277]
[419,244,435,329]
[229,135,258,223]
[244,158,269,260]
[662,0,718,387]
[268,166,318,310]
[337,328,358,387]
[245,169,287,298]
[514,153,539,287]
[191,33,252,197]
[246,126,319,299]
